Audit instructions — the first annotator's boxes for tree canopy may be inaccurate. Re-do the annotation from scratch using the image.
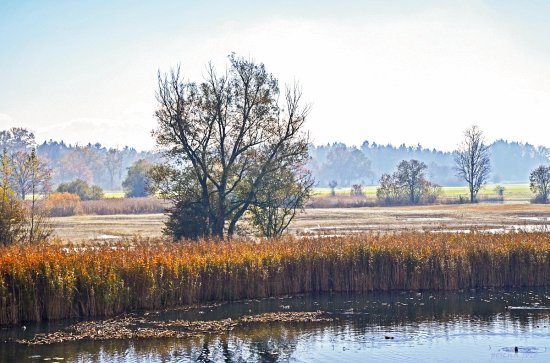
[151,54,311,239]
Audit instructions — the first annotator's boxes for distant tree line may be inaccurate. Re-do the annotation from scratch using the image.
[0,128,161,191]
[309,139,550,187]
[3,127,549,195]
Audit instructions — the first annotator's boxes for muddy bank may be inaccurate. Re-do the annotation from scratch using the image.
[16,311,333,345]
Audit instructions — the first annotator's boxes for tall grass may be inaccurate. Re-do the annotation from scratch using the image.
[2,232,550,325]
[45,192,82,217]
[80,197,166,215]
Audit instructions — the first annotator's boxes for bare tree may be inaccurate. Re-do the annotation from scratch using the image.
[152,54,311,239]
[105,148,123,189]
[10,149,52,200]
[454,125,491,203]
[25,149,52,243]
[529,165,550,203]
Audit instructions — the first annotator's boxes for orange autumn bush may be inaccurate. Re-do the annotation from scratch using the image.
[45,192,82,217]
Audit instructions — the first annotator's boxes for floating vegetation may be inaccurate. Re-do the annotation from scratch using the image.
[16,311,332,345]
[3,232,550,325]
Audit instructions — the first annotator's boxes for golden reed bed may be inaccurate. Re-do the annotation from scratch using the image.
[1,232,550,325]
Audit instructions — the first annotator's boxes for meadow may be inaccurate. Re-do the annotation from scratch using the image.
[313,183,532,201]
[2,232,550,325]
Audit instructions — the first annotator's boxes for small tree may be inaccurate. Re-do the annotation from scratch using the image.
[530,165,550,203]
[376,173,401,205]
[454,125,491,203]
[0,150,27,245]
[9,149,52,200]
[350,184,363,196]
[122,159,153,198]
[249,168,313,238]
[376,159,440,205]
[395,159,427,204]
[494,185,505,199]
[328,180,337,196]
[26,149,52,242]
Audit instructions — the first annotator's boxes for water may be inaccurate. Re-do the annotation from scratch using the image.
[2,289,550,362]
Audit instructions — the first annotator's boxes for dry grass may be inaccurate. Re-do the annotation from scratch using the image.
[2,232,550,325]
[80,197,166,215]
[308,195,377,208]
[47,204,550,242]
[45,192,82,217]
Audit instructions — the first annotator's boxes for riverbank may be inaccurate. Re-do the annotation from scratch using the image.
[2,232,550,325]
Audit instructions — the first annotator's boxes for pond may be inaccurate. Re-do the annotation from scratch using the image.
[2,288,550,362]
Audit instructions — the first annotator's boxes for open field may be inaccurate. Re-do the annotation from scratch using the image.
[102,183,533,202]
[103,191,126,199]
[51,214,166,241]
[49,203,550,241]
[314,183,532,201]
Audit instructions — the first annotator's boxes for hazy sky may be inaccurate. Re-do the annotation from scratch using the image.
[1,0,550,151]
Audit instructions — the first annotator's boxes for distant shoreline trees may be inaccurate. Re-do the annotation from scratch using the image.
[376,159,441,205]
[2,125,549,194]
[530,165,550,203]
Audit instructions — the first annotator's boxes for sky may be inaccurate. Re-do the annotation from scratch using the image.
[1,0,550,151]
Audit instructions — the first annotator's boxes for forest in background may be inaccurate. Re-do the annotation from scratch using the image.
[2,127,549,190]
[309,140,550,187]
[0,128,160,191]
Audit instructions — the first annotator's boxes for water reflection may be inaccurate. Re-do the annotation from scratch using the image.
[2,288,550,362]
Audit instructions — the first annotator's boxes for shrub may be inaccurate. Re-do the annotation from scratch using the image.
[165,200,209,240]
[350,184,363,196]
[494,185,505,198]
[0,186,27,245]
[45,192,82,217]
[56,179,104,201]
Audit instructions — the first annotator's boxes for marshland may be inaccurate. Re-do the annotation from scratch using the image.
[4,1,550,361]
[4,231,550,326]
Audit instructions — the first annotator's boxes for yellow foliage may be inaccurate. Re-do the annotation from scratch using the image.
[45,192,81,216]
[1,232,550,325]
